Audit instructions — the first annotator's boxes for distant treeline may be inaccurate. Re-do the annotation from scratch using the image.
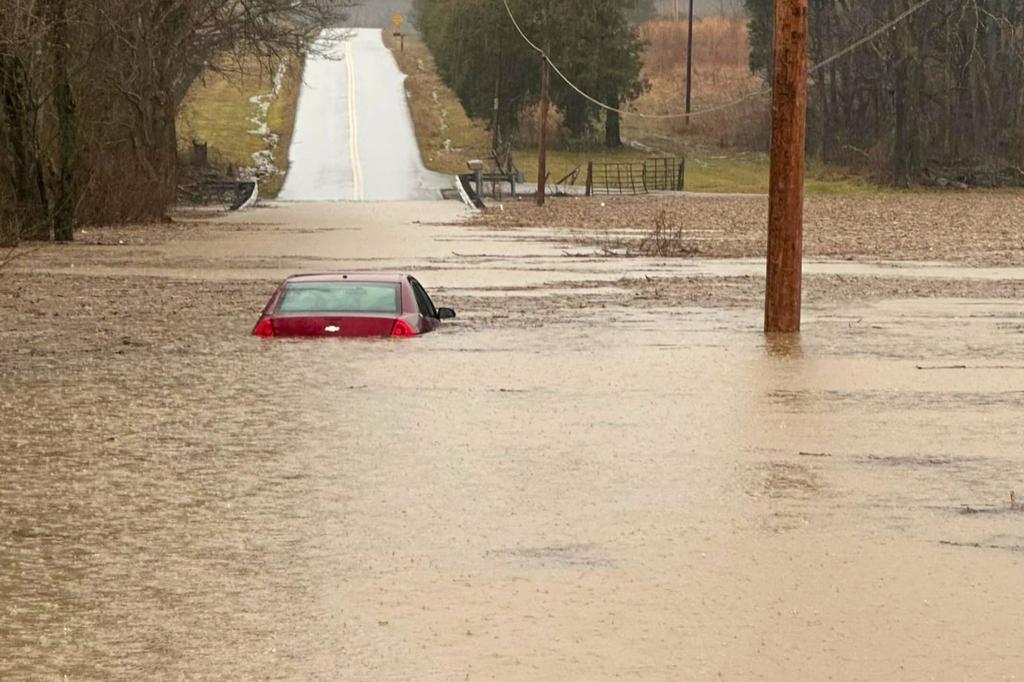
[0,0,351,244]
[746,0,1024,185]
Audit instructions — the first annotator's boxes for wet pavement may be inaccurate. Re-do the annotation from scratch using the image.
[2,201,1023,680]
[278,30,449,202]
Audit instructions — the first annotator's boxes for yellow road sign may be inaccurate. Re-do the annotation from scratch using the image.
[393,14,404,27]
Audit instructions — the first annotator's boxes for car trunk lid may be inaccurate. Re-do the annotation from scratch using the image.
[271,315,398,338]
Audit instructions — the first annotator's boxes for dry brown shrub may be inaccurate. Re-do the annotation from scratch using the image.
[639,18,750,73]
[632,17,769,150]
[640,70,769,148]
[635,211,700,257]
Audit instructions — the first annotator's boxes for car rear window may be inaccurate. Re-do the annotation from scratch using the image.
[276,282,401,314]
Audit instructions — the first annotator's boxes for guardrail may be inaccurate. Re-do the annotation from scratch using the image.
[179,179,258,211]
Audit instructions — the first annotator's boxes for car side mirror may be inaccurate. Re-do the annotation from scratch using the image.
[437,307,457,320]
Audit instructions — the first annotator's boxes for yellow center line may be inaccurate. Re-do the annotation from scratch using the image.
[346,40,364,201]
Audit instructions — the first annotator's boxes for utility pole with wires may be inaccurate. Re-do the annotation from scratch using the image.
[536,2,551,207]
[685,0,695,124]
[764,0,809,333]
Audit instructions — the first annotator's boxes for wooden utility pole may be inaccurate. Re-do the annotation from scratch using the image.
[684,0,695,124]
[764,0,808,333]
[536,29,550,206]
[492,40,502,153]
[536,55,550,206]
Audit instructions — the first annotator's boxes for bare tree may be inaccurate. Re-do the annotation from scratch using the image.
[0,0,51,242]
[744,0,1024,184]
[0,0,354,244]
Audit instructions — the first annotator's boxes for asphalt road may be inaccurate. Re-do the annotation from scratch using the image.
[278,28,449,202]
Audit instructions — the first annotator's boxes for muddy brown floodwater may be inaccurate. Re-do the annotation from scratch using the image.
[2,201,1023,680]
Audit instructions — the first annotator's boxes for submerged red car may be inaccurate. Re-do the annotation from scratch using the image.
[252,273,456,338]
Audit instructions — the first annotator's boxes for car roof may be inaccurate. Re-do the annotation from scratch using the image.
[285,272,409,284]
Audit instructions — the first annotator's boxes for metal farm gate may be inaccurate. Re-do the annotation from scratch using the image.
[585,157,685,196]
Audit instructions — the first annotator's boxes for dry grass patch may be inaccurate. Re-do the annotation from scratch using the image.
[383,31,491,175]
[628,18,768,150]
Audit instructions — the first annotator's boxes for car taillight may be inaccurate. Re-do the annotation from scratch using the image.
[252,317,274,338]
[391,319,416,337]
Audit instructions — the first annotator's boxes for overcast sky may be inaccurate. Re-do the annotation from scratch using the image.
[658,0,745,16]
[344,0,414,28]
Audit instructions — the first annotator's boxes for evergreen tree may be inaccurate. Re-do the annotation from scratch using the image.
[416,0,647,148]
[743,0,771,75]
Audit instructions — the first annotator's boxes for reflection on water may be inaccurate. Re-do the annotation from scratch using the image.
[763,332,804,359]
[3,293,1024,679]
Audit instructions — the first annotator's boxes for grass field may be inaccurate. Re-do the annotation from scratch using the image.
[506,146,880,195]
[178,57,303,198]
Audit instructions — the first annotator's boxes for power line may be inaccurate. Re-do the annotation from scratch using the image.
[809,0,937,73]
[500,0,943,120]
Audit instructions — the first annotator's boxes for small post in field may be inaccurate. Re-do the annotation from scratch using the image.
[392,15,405,51]
[764,0,809,333]
[492,40,502,152]
[685,0,694,124]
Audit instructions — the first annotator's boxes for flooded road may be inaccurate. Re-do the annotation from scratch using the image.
[2,202,1023,680]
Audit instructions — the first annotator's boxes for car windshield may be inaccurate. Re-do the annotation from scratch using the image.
[276,282,401,314]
